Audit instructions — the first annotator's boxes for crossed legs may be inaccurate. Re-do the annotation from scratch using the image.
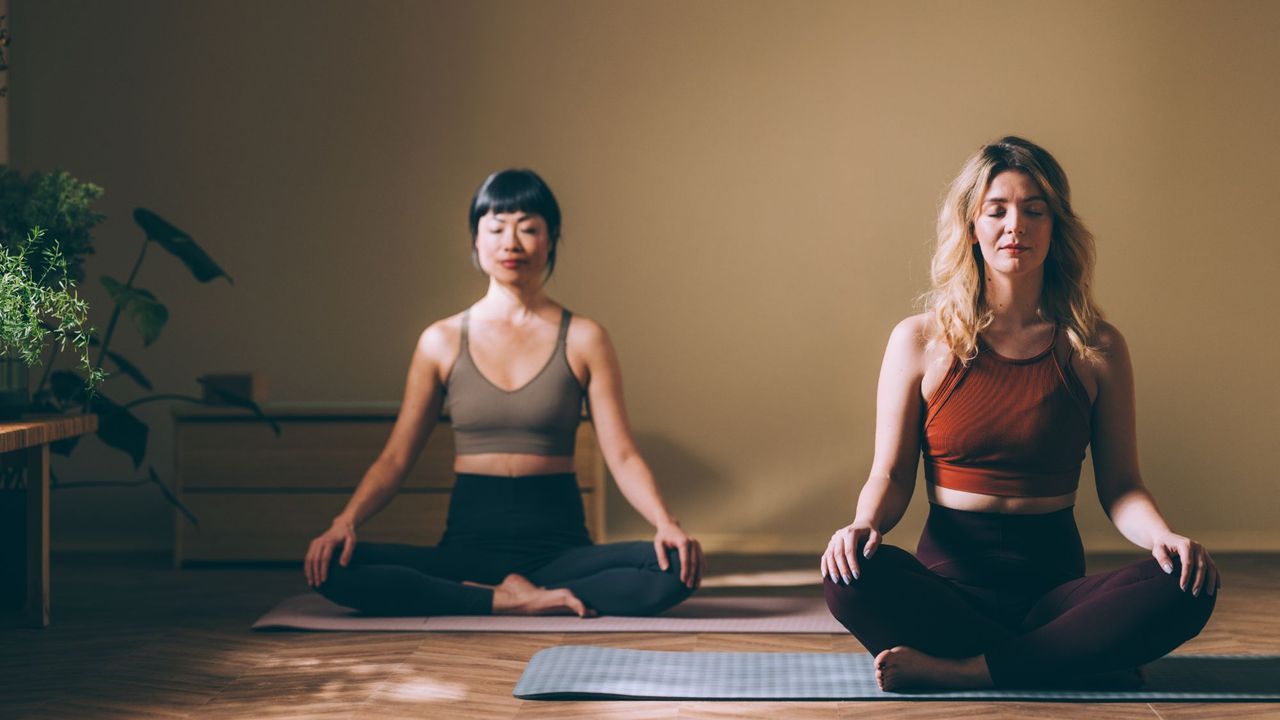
[316,540,691,617]
[824,544,1216,689]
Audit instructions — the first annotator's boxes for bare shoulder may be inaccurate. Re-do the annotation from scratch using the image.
[886,313,935,372]
[1092,320,1133,380]
[1095,320,1127,352]
[415,313,464,367]
[889,313,931,348]
[565,312,612,352]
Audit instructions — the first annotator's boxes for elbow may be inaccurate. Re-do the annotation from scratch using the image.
[374,452,411,484]
[868,468,915,493]
[1098,479,1148,517]
[604,446,642,477]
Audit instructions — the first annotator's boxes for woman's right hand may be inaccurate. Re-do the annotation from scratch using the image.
[305,519,357,587]
[821,521,882,584]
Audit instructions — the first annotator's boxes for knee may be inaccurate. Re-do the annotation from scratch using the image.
[651,546,697,588]
[653,547,695,603]
[658,546,684,578]
[1143,557,1218,628]
[313,555,357,602]
[615,569,693,617]
[827,544,913,584]
[823,545,912,615]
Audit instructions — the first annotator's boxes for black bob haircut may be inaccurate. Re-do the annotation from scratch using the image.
[468,169,562,278]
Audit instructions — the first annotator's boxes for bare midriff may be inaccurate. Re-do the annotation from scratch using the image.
[454,453,576,477]
[927,482,1076,514]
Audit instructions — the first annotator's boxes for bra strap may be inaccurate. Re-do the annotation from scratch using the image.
[460,309,470,348]
[557,309,572,346]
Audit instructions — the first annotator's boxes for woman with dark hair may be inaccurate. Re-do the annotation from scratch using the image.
[304,169,702,617]
[821,137,1217,690]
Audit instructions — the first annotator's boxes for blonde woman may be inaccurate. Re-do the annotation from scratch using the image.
[821,137,1217,690]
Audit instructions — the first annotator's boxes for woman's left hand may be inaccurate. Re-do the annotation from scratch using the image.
[1151,531,1220,597]
[654,522,705,590]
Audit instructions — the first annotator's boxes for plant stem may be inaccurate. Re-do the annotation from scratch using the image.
[122,393,204,410]
[92,237,149,374]
[34,341,60,397]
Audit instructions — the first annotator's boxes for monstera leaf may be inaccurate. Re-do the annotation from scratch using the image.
[106,350,153,390]
[89,392,149,468]
[48,370,148,465]
[101,276,168,346]
[133,208,231,284]
[196,378,282,436]
[50,369,88,405]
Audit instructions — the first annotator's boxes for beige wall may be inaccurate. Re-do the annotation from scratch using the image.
[10,0,1279,554]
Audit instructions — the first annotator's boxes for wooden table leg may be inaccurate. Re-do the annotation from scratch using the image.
[24,443,50,627]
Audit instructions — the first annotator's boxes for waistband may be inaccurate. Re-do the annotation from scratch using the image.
[919,502,1085,579]
[925,501,1078,525]
[443,472,589,550]
[925,460,1080,498]
[454,472,579,487]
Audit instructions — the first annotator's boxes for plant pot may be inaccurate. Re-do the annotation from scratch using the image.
[0,488,25,610]
[0,358,29,421]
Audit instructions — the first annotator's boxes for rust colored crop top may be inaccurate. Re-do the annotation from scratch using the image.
[922,327,1093,498]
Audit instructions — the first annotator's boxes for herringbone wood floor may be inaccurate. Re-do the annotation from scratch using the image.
[1,554,1276,719]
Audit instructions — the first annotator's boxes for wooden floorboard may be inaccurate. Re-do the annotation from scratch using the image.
[0,554,1275,719]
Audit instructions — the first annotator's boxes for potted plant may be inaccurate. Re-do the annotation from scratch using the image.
[0,227,100,418]
[2,166,276,529]
[0,226,100,607]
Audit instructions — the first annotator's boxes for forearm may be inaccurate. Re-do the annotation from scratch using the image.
[335,456,408,528]
[853,473,914,535]
[609,453,678,529]
[1105,486,1172,550]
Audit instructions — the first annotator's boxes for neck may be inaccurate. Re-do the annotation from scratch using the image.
[982,266,1045,331]
[477,278,550,321]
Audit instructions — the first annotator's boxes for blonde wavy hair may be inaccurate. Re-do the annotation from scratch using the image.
[924,136,1103,364]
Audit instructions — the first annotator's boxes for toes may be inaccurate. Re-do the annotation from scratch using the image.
[874,648,892,670]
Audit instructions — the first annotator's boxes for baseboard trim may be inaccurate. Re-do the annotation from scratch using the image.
[50,531,1280,557]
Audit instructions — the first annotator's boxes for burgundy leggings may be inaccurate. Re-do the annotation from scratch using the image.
[824,504,1216,688]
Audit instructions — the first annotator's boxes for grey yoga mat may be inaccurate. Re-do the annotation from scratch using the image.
[252,593,846,633]
[513,646,1280,701]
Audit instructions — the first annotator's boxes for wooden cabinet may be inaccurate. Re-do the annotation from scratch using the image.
[173,404,605,565]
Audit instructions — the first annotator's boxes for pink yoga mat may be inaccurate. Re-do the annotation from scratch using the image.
[252,593,846,633]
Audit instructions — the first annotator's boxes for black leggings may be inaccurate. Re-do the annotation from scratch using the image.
[825,504,1216,688]
[316,473,693,617]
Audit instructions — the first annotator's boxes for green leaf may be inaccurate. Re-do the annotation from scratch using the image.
[88,391,149,467]
[41,319,99,346]
[196,378,282,436]
[47,371,145,460]
[106,350,153,390]
[101,276,169,346]
[50,369,87,404]
[132,208,231,284]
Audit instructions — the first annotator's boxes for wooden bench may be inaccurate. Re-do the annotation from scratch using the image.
[173,404,605,565]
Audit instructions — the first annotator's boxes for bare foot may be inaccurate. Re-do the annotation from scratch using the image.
[491,574,596,618]
[874,646,992,692]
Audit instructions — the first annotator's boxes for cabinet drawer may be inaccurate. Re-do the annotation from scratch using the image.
[177,489,602,563]
[173,407,607,564]
[176,422,603,491]
[175,420,456,490]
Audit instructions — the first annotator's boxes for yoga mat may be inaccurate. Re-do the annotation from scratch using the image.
[252,593,846,633]
[514,646,1280,701]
